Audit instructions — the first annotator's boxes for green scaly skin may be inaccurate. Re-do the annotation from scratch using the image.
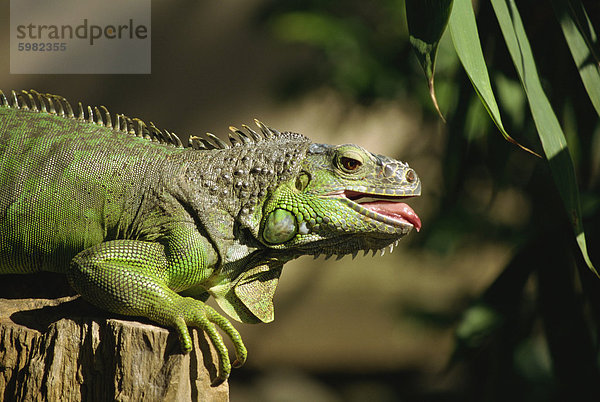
[0,90,422,383]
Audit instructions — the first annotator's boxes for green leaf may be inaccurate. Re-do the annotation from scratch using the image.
[552,0,600,117]
[491,0,597,275]
[448,0,538,156]
[406,0,454,121]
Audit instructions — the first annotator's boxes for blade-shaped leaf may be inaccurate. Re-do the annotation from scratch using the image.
[406,0,453,121]
[552,0,600,117]
[491,0,597,275]
[448,0,538,156]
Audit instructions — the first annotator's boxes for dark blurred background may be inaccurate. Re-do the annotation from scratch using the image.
[2,1,599,401]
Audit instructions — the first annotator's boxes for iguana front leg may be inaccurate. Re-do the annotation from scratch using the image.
[67,238,247,384]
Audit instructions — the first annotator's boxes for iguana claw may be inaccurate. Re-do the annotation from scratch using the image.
[171,297,247,384]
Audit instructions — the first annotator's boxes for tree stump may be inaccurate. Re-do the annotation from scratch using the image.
[0,273,229,402]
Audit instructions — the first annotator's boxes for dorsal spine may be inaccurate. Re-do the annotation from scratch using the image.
[0,89,304,151]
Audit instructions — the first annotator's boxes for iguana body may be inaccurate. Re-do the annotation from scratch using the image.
[0,90,421,383]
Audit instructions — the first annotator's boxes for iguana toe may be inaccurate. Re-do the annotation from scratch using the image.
[171,297,247,383]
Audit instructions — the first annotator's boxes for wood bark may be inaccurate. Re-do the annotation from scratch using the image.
[0,273,229,402]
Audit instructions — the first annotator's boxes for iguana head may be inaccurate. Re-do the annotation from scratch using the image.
[185,122,422,325]
[260,141,421,257]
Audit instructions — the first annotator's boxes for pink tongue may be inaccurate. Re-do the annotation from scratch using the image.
[363,201,422,231]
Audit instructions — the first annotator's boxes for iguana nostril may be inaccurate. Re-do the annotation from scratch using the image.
[406,169,417,183]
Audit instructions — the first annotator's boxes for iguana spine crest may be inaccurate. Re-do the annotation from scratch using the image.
[188,120,283,151]
[0,89,284,151]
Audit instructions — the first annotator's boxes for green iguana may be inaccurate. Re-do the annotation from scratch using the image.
[0,90,421,383]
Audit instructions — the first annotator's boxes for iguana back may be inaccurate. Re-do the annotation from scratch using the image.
[0,94,182,273]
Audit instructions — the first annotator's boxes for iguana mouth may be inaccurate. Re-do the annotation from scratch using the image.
[328,190,422,232]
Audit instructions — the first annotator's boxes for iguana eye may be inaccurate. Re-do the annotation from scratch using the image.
[340,156,362,172]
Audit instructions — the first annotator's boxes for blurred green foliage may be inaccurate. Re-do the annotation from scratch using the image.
[258,0,600,400]
[260,0,420,103]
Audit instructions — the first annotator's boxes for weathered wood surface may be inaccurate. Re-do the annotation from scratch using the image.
[0,273,229,402]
